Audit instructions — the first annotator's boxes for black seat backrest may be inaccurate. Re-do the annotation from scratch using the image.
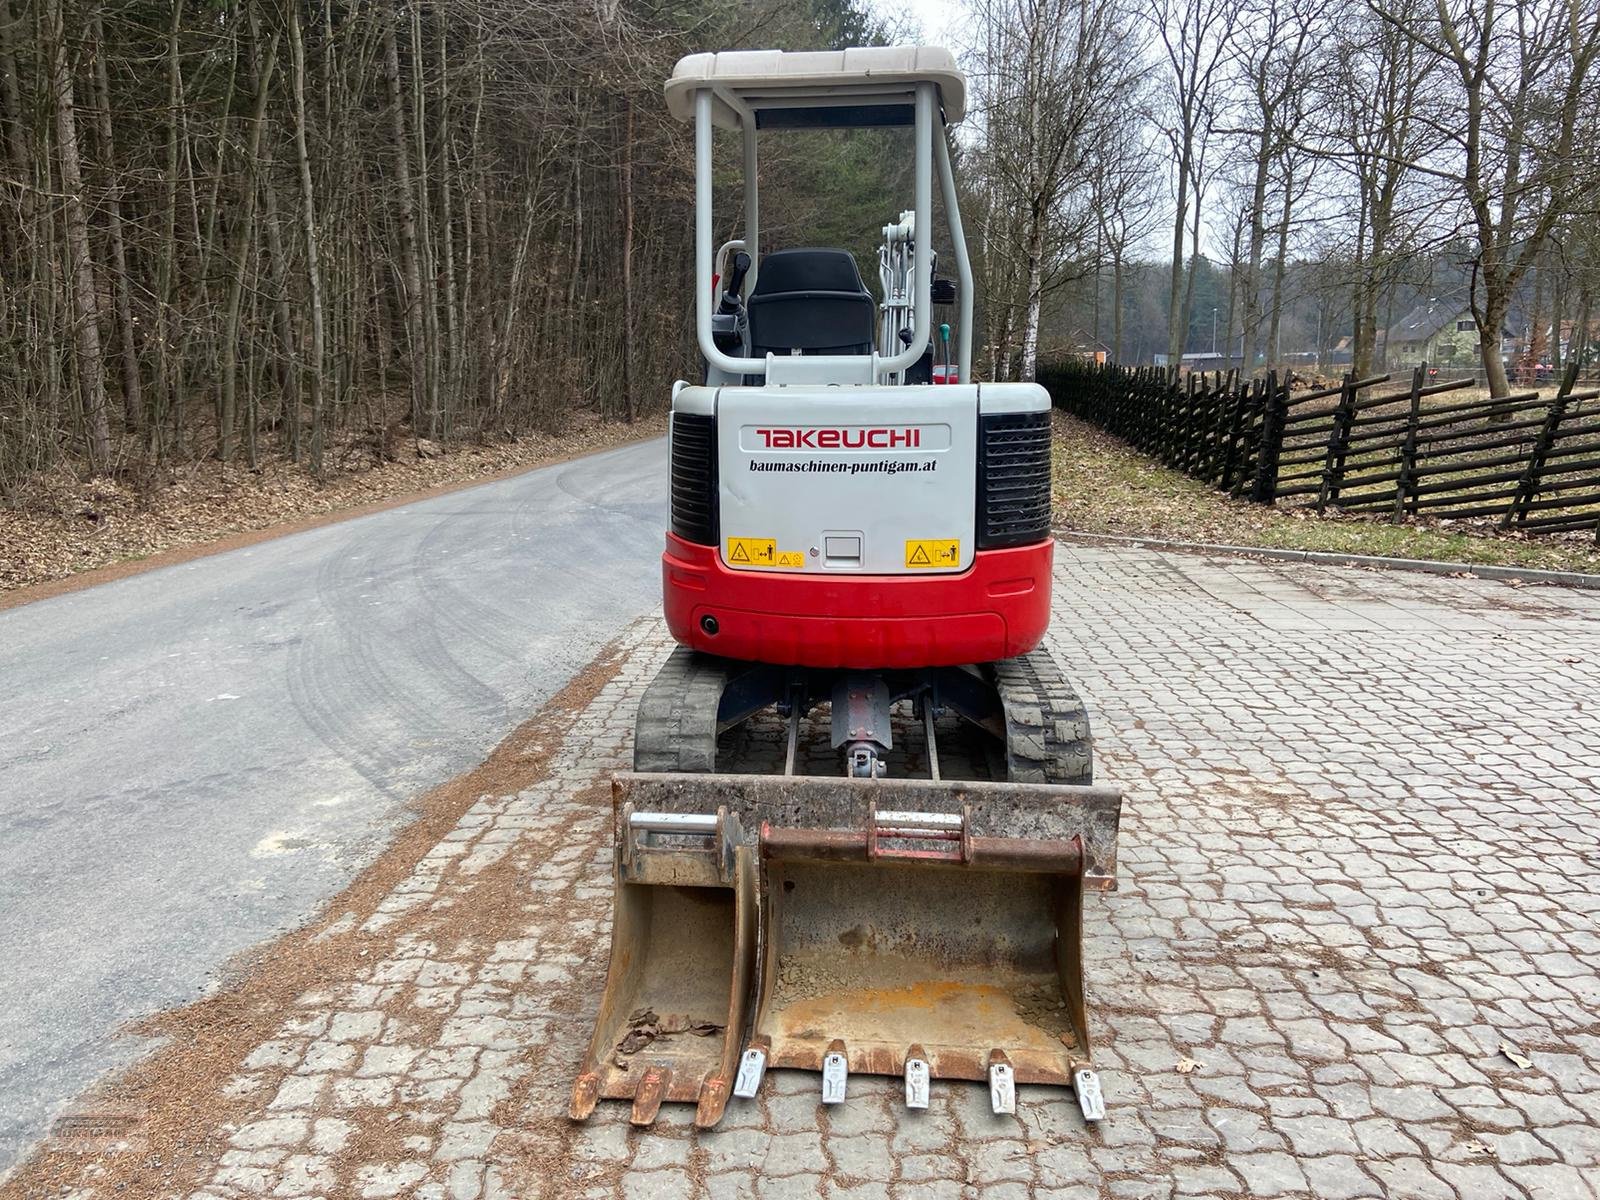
[747,248,876,357]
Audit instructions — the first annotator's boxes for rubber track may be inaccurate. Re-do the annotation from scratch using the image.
[991,647,1094,785]
[632,645,729,773]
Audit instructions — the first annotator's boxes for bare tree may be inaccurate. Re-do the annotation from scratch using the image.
[382,15,430,435]
[219,16,279,464]
[285,0,326,474]
[1091,130,1163,363]
[970,0,1144,380]
[1231,0,1323,371]
[47,0,111,468]
[1314,0,1440,376]
[1149,0,1236,367]
[87,4,141,432]
[1374,0,1600,397]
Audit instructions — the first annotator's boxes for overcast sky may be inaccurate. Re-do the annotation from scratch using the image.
[867,0,973,48]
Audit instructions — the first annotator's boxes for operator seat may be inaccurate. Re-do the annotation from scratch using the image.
[747,248,876,357]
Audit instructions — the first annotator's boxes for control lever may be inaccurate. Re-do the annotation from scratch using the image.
[719,251,752,313]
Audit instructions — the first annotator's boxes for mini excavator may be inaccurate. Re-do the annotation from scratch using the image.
[570,46,1123,1131]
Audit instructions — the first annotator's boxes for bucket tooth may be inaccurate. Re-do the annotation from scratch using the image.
[904,1046,930,1110]
[821,1040,849,1105]
[631,1067,673,1126]
[568,803,756,1128]
[1074,1068,1106,1122]
[695,1076,731,1128]
[988,1051,1016,1116]
[569,1072,600,1122]
[732,1038,769,1100]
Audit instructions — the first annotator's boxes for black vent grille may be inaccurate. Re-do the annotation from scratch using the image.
[670,411,718,546]
[977,411,1052,548]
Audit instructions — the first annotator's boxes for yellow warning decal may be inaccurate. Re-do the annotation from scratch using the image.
[905,538,960,568]
[776,550,806,568]
[726,537,777,567]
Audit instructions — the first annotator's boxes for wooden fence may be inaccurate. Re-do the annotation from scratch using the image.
[1038,360,1600,541]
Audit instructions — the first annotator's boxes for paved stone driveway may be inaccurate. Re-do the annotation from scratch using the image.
[93,546,1600,1199]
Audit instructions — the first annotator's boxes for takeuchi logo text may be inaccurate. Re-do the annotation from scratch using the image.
[754,427,922,450]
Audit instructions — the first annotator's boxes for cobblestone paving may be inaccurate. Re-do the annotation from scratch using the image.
[126,547,1600,1199]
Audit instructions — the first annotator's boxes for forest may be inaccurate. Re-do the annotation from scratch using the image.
[0,0,920,492]
[1,0,1597,495]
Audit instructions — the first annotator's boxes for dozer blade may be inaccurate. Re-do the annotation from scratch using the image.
[613,773,1121,1113]
[569,806,755,1129]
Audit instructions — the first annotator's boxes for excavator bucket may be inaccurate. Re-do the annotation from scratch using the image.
[569,806,756,1128]
[753,814,1096,1113]
[605,773,1121,1119]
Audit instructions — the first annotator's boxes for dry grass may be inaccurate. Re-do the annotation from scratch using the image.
[1051,410,1600,574]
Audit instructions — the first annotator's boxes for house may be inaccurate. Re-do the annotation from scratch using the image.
[1386,298,1512,369]
[1556,318,1600,367]
[1283,336,1355,370]
[1152,351,1240,372]
[1059,328,1111,365]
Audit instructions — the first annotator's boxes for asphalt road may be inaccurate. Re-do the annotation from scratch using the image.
[0,436,667,1177]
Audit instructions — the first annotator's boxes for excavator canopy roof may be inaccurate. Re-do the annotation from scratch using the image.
[665,46,966,130]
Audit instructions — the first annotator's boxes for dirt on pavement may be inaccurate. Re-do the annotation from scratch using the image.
[0,638,630,1200]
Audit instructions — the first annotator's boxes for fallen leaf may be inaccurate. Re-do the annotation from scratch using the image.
[616,1027,656,1056]
[1175,1057,1203,1075]
[616,1008,662,1056]
[617,1012,721,1055]
[1465,1140,1495,1156]
[1498,1041,1533,1070]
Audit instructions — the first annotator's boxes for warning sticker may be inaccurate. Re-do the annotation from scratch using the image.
[905,539,960,568]
[776,551,806,568]
[726,537,777,567]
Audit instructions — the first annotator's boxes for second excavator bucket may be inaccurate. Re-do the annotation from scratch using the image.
[597,774,1121,1120]
[569,806,756,1128]
[753,809,1094,1111]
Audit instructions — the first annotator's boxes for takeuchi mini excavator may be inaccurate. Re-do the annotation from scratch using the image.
[569,47,1124,1131]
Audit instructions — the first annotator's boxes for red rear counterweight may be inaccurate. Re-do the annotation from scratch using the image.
[662,532,1053,669]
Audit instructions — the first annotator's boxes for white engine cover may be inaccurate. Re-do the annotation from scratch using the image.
[680,382,1048,576]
